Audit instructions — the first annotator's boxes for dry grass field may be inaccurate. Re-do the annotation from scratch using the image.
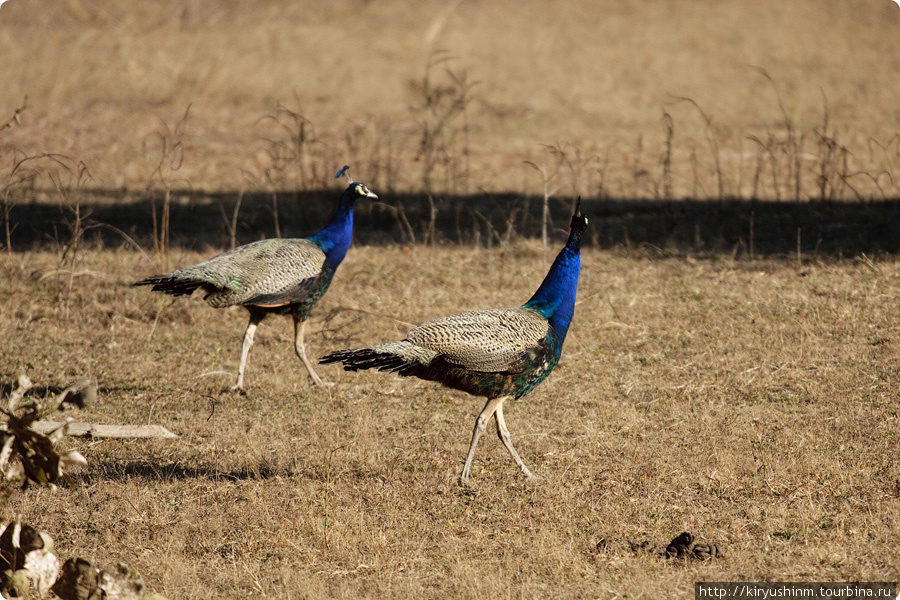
[1,0,899,199]
[2,1,900,598]
[2,245,900,598]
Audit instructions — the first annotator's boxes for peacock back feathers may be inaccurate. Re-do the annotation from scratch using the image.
[320,306,561,399]
[136,238,327,309]
[406,307,550,372]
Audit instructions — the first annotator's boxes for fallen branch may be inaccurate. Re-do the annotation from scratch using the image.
[32,422,178,440]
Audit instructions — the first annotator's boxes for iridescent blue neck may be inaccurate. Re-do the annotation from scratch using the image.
[523,230,582,341]
[309,192,355,267]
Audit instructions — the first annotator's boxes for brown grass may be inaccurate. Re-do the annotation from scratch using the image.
[1,2,899,596]
[1,0,899,199]
[2,245,899,597]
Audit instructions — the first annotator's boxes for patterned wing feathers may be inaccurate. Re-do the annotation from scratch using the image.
[241,277,320,308]
[136,239,326,308]
[406,307,549,373]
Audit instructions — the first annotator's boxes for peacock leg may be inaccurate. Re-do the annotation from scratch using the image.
[232,310,265,391]
[293,314,332,387]
[461,396,505,482]
[495,400,540,480]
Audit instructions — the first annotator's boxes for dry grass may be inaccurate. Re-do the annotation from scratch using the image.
[2,244,899,598]
[1,0,900,199]
[1,2,899,596]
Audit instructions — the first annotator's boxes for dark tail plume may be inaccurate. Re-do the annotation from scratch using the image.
[319,348,415,374]
[133,275,207,297]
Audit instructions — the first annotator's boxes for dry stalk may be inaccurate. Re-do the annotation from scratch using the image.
[147,104,191,270]
[660,111,675,200]
[668,94,724,200]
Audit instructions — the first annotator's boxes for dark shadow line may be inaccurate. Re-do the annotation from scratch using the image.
[4,188,900,256]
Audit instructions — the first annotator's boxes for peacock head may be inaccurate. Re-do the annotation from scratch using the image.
[336,165,378,203]
[347,182,378,202]
[570,197,588,235]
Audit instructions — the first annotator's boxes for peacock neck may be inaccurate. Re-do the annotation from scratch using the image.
[523,230,582,342]
[310,195,355,267]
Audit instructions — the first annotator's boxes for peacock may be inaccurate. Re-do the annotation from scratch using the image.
[320,201,587,481]
[135,168,377,390]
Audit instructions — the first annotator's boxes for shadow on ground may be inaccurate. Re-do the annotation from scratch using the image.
[72,459,284,484]
[71,457,377,484]
[5,188,900,257]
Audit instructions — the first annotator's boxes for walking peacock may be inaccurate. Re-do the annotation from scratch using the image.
[320,201,587,481]
[135,169,377,390]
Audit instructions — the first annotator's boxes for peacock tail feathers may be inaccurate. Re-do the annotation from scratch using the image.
[133,274,208,297]
[319,341,437,374]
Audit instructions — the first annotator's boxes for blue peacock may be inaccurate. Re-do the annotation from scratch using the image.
[135,168,377,390]
[320,201,587,481]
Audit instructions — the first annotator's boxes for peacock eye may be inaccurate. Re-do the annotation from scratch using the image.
[355,184,365,195]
